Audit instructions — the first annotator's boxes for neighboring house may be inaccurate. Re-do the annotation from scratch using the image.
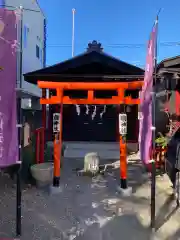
[157,56,180,188]
[0,0,46,110]
[156,56,180,136]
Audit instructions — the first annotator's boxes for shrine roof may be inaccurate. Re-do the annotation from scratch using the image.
[24,41,144,84]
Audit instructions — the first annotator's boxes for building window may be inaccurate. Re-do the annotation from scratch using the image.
[23,25,29,48]
[40,48,43,64]
[36,45,40,59]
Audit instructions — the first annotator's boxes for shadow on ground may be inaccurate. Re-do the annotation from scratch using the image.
[168,228,180,240]
[67,213,152,240]
[155,194,179,231]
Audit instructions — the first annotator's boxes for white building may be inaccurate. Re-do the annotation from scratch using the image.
[1,0,46,109]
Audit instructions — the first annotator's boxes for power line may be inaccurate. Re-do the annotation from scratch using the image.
[46,41,180,49]
[0,4,41,12]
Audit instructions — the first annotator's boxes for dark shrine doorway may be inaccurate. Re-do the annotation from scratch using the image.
[62,104,117,142]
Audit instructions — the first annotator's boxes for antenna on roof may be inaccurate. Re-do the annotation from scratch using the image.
[72,8,75,57]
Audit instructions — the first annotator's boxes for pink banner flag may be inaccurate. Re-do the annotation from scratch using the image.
[0,9,19,167]
[139,20,158,165]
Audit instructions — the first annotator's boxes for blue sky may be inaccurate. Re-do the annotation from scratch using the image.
[38,0,180,68]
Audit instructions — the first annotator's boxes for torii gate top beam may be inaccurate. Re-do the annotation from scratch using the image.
[38,81,143,105]
[38,81,143,90]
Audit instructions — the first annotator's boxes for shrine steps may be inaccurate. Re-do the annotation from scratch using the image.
[46,141,138,160]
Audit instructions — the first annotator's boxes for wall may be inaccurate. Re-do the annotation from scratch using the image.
[23,109,42,131]
[4,0,46,108]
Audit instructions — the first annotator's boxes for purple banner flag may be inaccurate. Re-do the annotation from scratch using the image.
[0,9,19,167]
[139,20,157,165]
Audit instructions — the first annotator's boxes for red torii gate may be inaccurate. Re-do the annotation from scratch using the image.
[38,80,143,189]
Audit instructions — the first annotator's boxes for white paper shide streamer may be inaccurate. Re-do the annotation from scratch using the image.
[100,105,106,118]
[85,105,89,115]
[91,105,97,120]
[75,104,107,120]
[75,104,80,116]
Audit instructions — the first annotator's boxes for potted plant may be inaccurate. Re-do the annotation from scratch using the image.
[155,132,168,169]
[30,142,66,187]
[155,132,168,148]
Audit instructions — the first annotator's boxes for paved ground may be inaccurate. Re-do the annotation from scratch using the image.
[0,156,180,239]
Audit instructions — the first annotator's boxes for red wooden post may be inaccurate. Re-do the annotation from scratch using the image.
[36,130,40,164]
[53,134,60,186]
[48,89,53,141]
[116,105,120,142]
[35,128,44,164]
[120,135,127,188]
[42,88,46,129]
[40,128,44,163]
[41,88,46,163]
[53,89,63,187]
[175,91,180,116]
[117,88,128,189]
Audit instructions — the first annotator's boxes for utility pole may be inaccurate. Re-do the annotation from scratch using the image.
[72,8,75,57]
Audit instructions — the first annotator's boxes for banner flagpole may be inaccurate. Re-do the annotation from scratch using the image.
[138,10,160,231]
[151,8,163,230]
[151,14,158,231]
[16,5,23,237]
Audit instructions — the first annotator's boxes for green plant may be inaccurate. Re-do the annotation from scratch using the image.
[155,134,168,148]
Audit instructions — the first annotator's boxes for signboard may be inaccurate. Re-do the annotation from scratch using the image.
[53,113,60,133]
[119,113,127,135]
[0,9,19,167]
